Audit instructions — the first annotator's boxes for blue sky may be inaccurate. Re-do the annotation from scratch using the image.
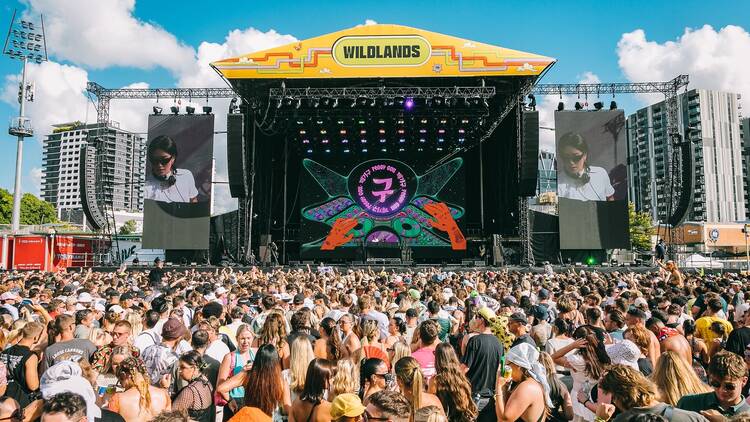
[1,0,749,203]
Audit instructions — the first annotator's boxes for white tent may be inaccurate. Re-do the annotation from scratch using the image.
[682,253,724,269]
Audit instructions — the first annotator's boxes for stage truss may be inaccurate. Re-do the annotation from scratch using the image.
[84,75,689,265]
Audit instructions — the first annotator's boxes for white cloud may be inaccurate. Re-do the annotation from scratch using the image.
[178,27,297,88]
[361,19,378,26]
[617,25,750,104]
[536,71,603,152]
[25,0,195,74]
[1,61,90,139]
[30,167,43,195]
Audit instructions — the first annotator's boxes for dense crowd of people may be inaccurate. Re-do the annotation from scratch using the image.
[0,260,749,422]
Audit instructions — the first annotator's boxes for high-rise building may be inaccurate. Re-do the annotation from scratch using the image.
[537,149,556,194]
[628,89,745,223]
[741,116,750,218]
[42,121,144,224]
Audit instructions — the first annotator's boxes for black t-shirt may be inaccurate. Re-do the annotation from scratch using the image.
[98,409,126,422]
[511,334,537,349]
[149,268,164,287]
[725,327,750,357]
[461,333,503,394]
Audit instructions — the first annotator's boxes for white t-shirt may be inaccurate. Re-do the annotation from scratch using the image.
[557,166,614,201]
[144,169,199,203]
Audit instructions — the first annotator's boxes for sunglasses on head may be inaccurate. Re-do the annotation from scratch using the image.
[149,155,173,165]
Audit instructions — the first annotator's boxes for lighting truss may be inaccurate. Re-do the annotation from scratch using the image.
[268,86,496,100]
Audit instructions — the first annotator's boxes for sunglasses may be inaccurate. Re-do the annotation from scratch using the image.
[709,379,739,391]
[149,155,173,165]
[562,153,585,162]
[0,409,23,421]
[364,411,389,422]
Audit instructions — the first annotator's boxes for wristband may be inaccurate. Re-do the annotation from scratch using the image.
[594,417,608,422]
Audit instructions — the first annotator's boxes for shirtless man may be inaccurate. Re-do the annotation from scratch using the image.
[646,317,692,366]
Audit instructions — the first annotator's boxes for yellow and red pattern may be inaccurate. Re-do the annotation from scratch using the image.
[211,24,555,79]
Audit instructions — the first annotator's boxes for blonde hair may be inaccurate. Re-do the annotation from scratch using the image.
[330,359,359,398]
[123,311,143,338]
[289,336,315,393]
[391,342,411,368]
[395,357,424,420]
[88,327,112,347]
[652,351,711,405]
[360,320,379,345]
[414,406,448,422]
[6,319,29,345]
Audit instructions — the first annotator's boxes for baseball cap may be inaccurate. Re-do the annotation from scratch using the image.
[293,293,305,305]
[634,297,648,308]
[538,289,550,299]
[120,292,136,301]
[509,312,528,324]
[330,393,365,420]
[531,305,549,321]
[162,318,187,340]
[0,292,18,301]
[77,293,93,303]
[108,305,124,315]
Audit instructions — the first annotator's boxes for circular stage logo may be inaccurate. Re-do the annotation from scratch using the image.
[348,160,417,218]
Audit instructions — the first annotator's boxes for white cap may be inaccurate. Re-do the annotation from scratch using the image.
[109,305,124,314]
[215,286,228,295]
[634,297,648,307]
[93,303,106,312]
[77,293,93,303]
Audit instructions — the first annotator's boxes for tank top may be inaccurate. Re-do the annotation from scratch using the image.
[229,350,254,399]
[1,345,34,406]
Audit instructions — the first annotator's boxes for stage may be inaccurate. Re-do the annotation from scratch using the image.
[210,24,555,266]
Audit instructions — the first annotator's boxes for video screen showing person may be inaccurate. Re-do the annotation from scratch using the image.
[144,135,200,203]
[557,132,615,201]
[142,114,214,250]
[555,110,629,250]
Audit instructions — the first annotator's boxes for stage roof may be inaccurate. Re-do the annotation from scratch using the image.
[211,24,555,80]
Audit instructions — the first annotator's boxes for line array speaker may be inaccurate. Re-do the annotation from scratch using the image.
[227,113,248,198]
[519,110,540,196]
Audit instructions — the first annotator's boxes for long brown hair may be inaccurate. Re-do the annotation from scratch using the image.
[572,325,610,380]
[432,343,478,422]
[244,344,284,416]
[259,312,288,352]
[320,317,343,360]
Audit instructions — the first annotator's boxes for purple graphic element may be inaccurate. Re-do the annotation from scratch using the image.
[351,161,415,217]
[404,97,414,110]
[366,230,400,243]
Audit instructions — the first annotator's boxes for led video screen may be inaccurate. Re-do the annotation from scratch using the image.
[299,158,465,258]
[142,114,214,250]
[555,110,629,249]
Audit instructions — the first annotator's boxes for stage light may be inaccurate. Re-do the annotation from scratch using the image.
[300,130,307,135]
[302,139,310,144]
[320,97,332,107]
[310,98,320,108]
[438,138,445,143]
[593,101,604,110]
[356,96,368,107]
[574,102,583,110]
[342,139,349,144]
[394,97,405,106]
[362,148,368,152]
[332,98,339,108]
[419,138,426,143]
[320,129,327,134]
[170,105,179,114]
[344,149,350,153]
[586,256,597,266]
[381,148,387,152]
[152,106,162,115]
[380,139,386,143]
[527,94,536,110]
[432,96,444,106]
[306,149,313,154]
[322,139,329,144]
[404,97,415,110]
[557,102,564,111]
[281,96,294,107]
[458,138,465,143]
[186,105,195,115]
[295,98,302,109]
[325,149,330,153]
[202,106,212,114]
[419,129,427,134]
[399,139,406,143]
[361,139,367,143]
[370,98,377,107]
[339,129,347,135]
[610,101,617,110]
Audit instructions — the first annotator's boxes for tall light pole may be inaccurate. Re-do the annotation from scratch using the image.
[3,10,47,233]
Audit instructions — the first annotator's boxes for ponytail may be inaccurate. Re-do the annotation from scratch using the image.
[321,318,343,360]
[394,357,424,421]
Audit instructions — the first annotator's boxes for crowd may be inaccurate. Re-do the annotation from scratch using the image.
[0,260,749,422]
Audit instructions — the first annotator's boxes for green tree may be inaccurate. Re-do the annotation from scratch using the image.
[0,189,58,225]
[629,202,653,251]
[119,219,138,235]
[20,193,58,225]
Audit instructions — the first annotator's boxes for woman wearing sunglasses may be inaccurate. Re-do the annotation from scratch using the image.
[144,135,199,204]
[556,132,615,202]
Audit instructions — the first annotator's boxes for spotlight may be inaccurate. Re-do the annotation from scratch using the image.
[394,97,405,107]
[356,96,369,107]
[557,102,564,111]
[185,105,195,115]
[281,96,294,107]
[295,98,302,109]
[527,94,536,110]
[170,105,179,114]
[593,101,604,110]
[574,102,583,110]
[152,106,162,115]
[310,98,320,108]
[202,105,212,114]
[404,97,415,110]
[610,101,617,110]
[431,96,444,107]
[332,98,339,108]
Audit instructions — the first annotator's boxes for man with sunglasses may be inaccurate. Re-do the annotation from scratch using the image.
[677,351,750,418]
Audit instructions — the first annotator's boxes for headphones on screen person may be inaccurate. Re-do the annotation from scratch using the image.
[154,170,177,187]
